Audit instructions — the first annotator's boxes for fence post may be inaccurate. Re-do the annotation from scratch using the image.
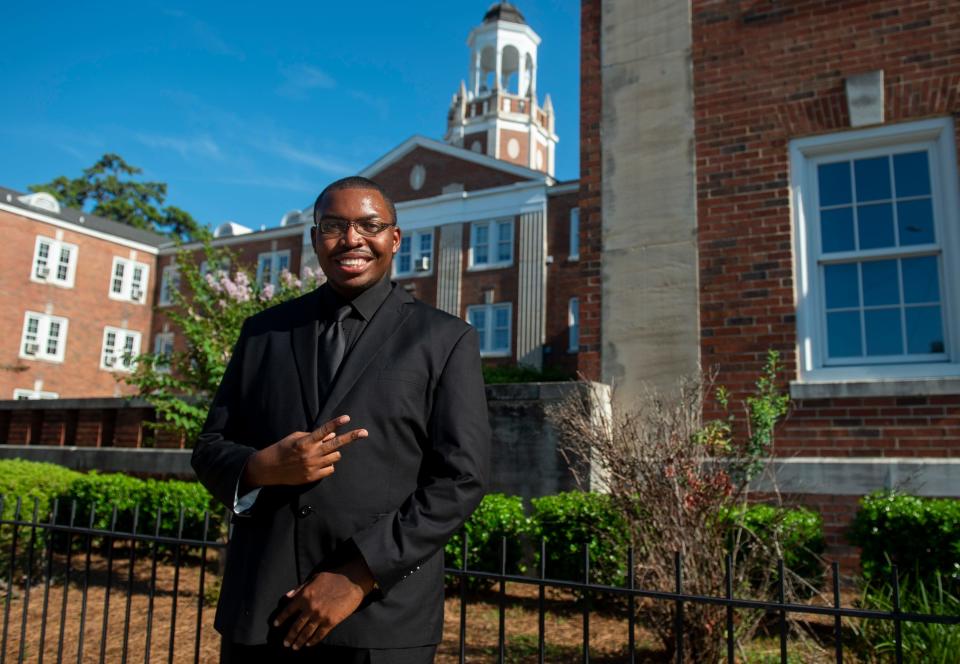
[674,551,683,664]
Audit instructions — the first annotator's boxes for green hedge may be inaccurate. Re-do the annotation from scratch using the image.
[0,460,222,546]
[726,503,826,594]
[849,491,960,585]
[60,471,220,540]
[530,491,630,587]
[0,459,83,522]
[444,493,528,588]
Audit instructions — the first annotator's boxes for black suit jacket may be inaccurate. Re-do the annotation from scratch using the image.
[192,283,490,647]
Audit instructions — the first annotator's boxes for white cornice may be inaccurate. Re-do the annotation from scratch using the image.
[360,135,553,184]
[395,181,548,230]
[0,203,160,255]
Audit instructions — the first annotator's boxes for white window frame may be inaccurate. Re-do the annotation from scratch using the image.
[13,388,59,400]
[108,257,150,304]
[256,250,291,286]
[200,258,231,277]
[100,327,142,372]
[394,229,435,277]
[19,311,68,363]
[568,297,580,353]
[31,236,78,288]
[467,302,512,357]
[158,265,180,306]
[469,219,514,270]
[153,331,175,373]
[569,207,580,261]
[791,117,960,383]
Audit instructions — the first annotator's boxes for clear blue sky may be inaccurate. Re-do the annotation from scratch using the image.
[0,2,579,231]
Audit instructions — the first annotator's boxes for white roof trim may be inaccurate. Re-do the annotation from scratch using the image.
[0,202,160,255]
[162,222,305,254]
[360,134,554,184]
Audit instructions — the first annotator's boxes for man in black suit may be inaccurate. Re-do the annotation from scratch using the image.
[192,176,490,663]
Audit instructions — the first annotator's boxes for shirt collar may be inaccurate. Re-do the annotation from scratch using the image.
[318,275,393,322]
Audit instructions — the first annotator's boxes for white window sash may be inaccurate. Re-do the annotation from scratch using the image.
[101,327,141,372]
[467,303,512,357]
[31,236,77,287]
[108,257,149,303]
[394,230,434,276]
[791,117,960,382]
[470,220,514,269]
[20,312,68,362]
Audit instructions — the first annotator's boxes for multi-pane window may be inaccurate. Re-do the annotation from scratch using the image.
[20,312,68,362]
[568,297,580,353]
[470,219,513,268]
[395,230,434,276]
[158,265,180,306]
[31,236,78,287]
[818,151,944,363]
[792,118,960,380]
[569,208,580,260]
[101,327,141,372]
[467,303,512,356]
[109,257,150,304]
[153,332,175,372]
[257,251,290,286]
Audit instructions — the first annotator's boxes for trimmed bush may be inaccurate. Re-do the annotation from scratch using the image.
[726,503,826,590]
[0,459,83,522]
[530,491,629,587]
[482,364,572,384]
[849,491,960,585]
[445,493,529,589]
[60,471,221,541]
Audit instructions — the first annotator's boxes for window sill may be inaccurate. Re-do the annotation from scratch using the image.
[467,262,513,273]
[790,376,960,399]
[480,351,512,359]
[393,271,434,280]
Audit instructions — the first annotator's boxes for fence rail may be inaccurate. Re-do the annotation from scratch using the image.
[0,504,956,663]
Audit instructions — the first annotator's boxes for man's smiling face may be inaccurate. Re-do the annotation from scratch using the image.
[311,187,401,299]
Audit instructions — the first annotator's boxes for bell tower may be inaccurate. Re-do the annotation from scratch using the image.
[445,3,558,176]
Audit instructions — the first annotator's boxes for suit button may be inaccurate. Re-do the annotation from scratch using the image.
[298,505,314,518]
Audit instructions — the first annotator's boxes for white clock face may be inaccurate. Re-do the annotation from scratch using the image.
[507,138,520,159]
[409,164,426,190]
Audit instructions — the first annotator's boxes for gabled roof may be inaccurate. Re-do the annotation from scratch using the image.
[0,185,168,248]
[360,135,553,185]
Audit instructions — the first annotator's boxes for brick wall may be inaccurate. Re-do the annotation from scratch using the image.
[692,0,960,453]
[0,209,157,398]
[577,0,602,381]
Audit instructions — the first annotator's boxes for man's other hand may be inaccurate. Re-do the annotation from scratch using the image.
[241,415,367,488]
[274,557,376,650]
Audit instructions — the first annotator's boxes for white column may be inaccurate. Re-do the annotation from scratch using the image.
[437,223,463,317]
[516,207,547,368]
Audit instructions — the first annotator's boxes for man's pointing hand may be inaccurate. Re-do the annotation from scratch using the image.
[241,415,367,489]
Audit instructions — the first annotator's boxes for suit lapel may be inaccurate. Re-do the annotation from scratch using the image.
[314,284,414,427]
[291,289,322,424]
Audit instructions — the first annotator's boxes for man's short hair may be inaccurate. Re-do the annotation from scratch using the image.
[313,176,398,226]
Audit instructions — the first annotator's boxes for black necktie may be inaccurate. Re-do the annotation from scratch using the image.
[318,304,352,399]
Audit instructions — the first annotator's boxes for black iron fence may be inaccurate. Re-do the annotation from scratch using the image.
[0,503,956,663]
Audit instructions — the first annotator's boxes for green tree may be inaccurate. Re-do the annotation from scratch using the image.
[125,244,323,442]
[29,153,208,242]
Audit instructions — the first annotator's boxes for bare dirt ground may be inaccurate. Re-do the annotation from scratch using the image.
[0,551,858,663]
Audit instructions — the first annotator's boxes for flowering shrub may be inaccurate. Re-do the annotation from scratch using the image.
[125,244,324,442]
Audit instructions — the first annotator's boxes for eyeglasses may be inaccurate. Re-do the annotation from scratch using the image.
[315,219,395,237]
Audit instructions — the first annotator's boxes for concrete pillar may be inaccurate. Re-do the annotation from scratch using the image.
[516,209,547,368]
[436,223,463,317]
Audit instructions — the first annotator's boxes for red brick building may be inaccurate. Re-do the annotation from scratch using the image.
[0,188,166,400]
[580,0,959,553]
